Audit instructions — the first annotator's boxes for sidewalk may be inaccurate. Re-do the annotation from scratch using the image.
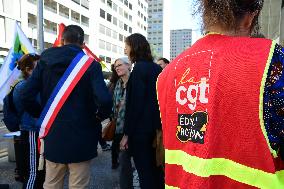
[0,147,140,189]
[0,114,140,189]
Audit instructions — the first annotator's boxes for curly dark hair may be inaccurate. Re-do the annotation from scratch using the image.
[197,0,264,34]
[125,33,153,63]
[17,53,40,79]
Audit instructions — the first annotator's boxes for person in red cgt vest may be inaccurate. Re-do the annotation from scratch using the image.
[157,0,284,188]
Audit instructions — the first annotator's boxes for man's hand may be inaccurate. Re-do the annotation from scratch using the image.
[120,135,128,150]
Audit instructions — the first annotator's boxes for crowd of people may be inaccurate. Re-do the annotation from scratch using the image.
[2,0,284,189]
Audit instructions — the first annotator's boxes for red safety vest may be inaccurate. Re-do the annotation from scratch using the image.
[157,34,284,189]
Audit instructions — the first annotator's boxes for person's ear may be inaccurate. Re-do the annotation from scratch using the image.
[240,11,258,33]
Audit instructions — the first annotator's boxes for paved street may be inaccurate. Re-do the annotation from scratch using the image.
[0,113,140,189]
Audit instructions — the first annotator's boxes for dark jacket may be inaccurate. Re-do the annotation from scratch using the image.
[13,80,38,131]
[20,44,112,163]
[124,60,162,136]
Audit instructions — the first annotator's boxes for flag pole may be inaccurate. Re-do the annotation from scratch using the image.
[37,0,44,53]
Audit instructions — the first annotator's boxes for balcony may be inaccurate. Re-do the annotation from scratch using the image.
[71,10,80,24]
[81,15,89,27]
[81,0,89,9]
[44,0,57,13]
[44,19,57,35]
[71,0,80,5]
[59,4,69,19]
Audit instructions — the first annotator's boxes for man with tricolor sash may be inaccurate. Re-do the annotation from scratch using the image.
[20,25,112,189]
[157,0,284,188]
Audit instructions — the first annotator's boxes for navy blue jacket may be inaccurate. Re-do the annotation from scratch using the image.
[13,80,38,131]
[20,44,112,163]
[124,60,162,136]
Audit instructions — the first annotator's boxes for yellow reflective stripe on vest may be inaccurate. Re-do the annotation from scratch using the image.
[166,149,284,189]
[259,40,278,158]
[165,184,180,189]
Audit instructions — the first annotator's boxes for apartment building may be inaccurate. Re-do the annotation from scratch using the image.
[170,29,192,60]
[147,0,170,59]
[0,0,148,66]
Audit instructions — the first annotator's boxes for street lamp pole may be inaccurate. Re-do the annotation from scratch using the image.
[37,0,44,53]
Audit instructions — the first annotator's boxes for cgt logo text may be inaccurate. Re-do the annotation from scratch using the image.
[176,113,208,144]
[176,67,209,110]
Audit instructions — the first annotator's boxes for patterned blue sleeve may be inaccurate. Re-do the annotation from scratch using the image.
[264,44,284,153]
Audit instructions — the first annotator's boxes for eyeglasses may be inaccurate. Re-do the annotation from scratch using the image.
[114,64,123,69]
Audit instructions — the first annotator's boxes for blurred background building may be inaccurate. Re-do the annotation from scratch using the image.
[147,0,170,59]
[170,29,192,61]
[259,0,283,45]
[0,0,148,66]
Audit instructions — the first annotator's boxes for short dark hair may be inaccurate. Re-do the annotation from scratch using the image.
[62,25,84,45]
[157,58,170,64]
[125,33,153,63]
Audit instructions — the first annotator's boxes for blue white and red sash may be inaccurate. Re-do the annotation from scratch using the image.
[37,51,94,170]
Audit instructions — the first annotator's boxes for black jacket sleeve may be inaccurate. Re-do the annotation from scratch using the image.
[124,62,147,135]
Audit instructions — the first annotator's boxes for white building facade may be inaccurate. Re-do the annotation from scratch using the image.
[0,0,148,66]
[259,0,283,42]
[147,0,170,59]
[170,29,192,60]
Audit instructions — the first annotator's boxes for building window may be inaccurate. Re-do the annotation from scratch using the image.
[112,31,117,39]
[44,0,57,13]
[119,20,123,29]
[129,27,132,34]
[71,10,80,23]
[106,27,111,37]
[119,34,123,41]
[119,7,123,16]
[81,15,89,26]
[71,0,80,5]
[124,24,128,31]
[99,39,105,49]
[129,3,132,10]
[129,15,132,21]
[106,42,111,51]
[101,0,105,3]
[44,19,57,34]
[81,0,89,9]
[124,11,128,19]
[99,24,105,34]
[107,13,112,22]
[100,9,105,18]
[107,0,112,8]
[112,44,117,53]
[113,17,117,25]
[28,13,37,28]
[124,0,128,6]
[58,4,69,18]
[113,3,117,11]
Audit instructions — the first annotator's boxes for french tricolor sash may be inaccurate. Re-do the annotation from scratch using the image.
[37,51,94,170]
